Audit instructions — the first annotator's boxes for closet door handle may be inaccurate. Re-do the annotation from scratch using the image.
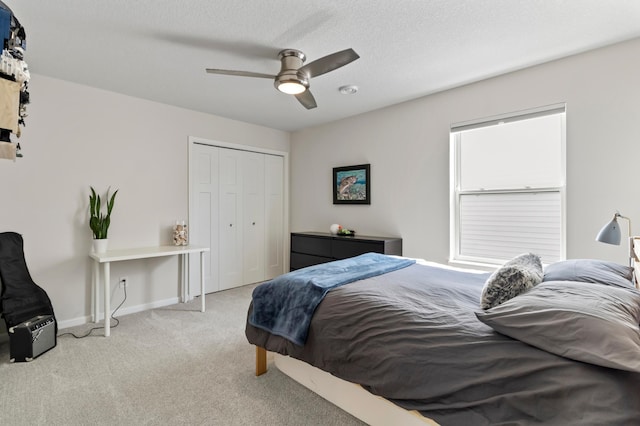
[252,222,256,225]
[229,223,233,227]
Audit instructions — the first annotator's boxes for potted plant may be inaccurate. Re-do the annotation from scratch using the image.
[89,186,118,253]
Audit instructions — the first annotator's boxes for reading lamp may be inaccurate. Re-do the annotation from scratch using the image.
[595,212,633,266]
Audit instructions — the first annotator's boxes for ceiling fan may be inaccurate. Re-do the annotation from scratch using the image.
[206,48,359,110]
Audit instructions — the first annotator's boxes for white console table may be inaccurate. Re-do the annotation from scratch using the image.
[89,245,210,337]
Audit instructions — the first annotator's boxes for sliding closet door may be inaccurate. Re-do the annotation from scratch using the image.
[242,151,266,284]
[219,149,244,290]
[191,144,220,294]
[264,154,284,280]
[189,139,286,295]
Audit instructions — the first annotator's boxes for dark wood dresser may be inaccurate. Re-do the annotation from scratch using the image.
[290,232,403,271]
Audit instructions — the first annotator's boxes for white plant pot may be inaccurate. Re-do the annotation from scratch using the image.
[92,238,109,254]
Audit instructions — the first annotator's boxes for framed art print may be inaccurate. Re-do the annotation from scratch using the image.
[333,164,370,204]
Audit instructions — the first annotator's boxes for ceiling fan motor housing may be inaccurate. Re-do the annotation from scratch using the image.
[274,49,309,92]
[278,49,306,70]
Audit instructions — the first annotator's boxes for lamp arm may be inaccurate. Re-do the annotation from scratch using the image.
[612,212,634,267]
[615,214,635,267]
[615,213,632,237]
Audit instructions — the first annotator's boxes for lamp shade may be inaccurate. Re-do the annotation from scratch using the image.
[596,216,621,245]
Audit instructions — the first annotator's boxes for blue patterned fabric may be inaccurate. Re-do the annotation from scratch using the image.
[248,253,415,345]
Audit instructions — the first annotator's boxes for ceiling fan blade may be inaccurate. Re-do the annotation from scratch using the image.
[205,68,275,79]
[295,90,317,109]
[299,48,360,78]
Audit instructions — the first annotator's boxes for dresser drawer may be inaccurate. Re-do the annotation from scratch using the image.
[332,239,383,259]
[291,234,332,257]
[290,232,402,271]
[290,252,333,270]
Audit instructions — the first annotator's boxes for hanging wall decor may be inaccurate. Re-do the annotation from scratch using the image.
[0,1,29,161]
[333,164,371,205]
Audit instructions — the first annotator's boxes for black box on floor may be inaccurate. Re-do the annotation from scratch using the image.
[9,315,56,362]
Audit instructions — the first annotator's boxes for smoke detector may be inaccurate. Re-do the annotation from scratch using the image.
[339,85,358,95]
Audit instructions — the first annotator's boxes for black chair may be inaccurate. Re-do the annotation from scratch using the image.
[0,232,56,332]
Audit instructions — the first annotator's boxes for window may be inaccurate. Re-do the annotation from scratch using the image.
[450,104,566,265]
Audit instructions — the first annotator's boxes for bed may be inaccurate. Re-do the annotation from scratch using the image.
[245,252,640,425]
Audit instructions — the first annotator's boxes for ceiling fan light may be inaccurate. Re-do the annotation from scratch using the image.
[277,81,306,95]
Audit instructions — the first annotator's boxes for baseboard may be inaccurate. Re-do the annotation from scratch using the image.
[0,297,181,341]
[57,297,180,330]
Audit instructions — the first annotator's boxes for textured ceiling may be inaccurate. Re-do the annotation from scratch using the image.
[9,0,640,132]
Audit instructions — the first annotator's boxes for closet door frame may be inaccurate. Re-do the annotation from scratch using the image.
[187,136,289,298]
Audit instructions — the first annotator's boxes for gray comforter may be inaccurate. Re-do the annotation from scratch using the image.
[245,262,640,425]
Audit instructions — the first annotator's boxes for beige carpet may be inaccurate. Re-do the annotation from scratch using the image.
[0,284,365,426]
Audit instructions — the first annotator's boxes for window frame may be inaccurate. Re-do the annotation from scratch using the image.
[449,104,567,267]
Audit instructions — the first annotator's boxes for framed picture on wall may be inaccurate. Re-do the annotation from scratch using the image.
[333,164,370,205]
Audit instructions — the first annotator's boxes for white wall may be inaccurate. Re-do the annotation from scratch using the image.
[0,75,289,327]
[290,37,640,266]
[4,37,639,328]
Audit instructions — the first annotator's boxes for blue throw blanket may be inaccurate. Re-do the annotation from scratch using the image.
[248,253,415,345]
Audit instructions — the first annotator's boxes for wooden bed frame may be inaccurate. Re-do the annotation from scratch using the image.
[252,246,640,424]
[255,346,439,426]
[632,237,640,288]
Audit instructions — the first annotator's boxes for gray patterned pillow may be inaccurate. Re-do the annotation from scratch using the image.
[480,253,543,310]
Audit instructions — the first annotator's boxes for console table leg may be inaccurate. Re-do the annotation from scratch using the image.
[179,253,185,303]
[92,261,99,323]
[103,262,111,337]
[200,251,205,312]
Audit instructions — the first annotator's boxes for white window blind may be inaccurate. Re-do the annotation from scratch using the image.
[451,104,566,265]
[459,192,562,264]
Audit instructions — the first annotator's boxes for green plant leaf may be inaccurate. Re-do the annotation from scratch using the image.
[89,186,118,239]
